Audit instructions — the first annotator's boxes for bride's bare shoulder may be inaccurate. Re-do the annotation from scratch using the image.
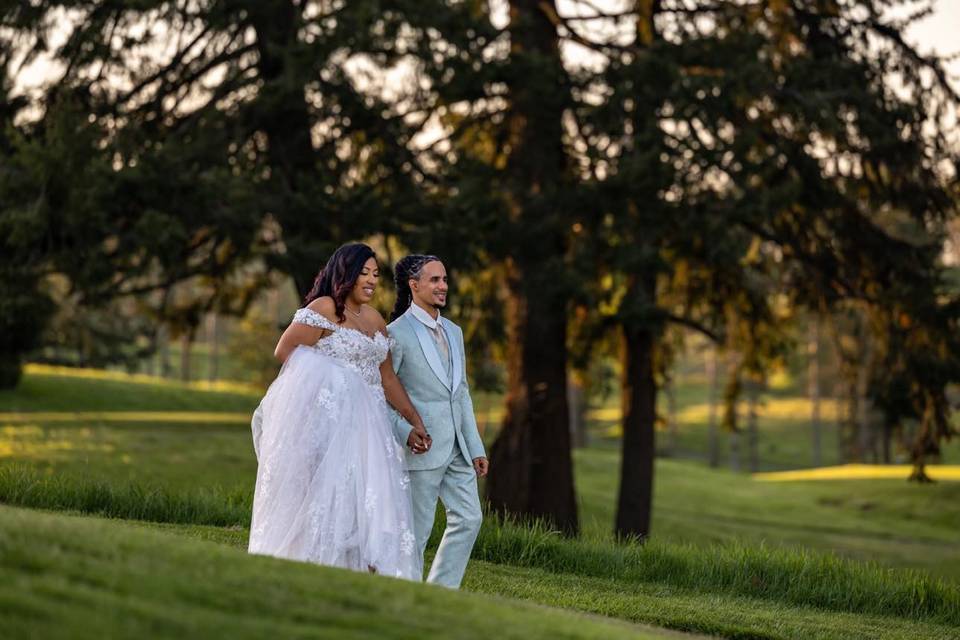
[305,296,339,323]
[361,305,388,333]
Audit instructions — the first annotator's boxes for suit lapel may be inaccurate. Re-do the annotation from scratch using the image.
[404,312,452,391]
[441,319,463,393]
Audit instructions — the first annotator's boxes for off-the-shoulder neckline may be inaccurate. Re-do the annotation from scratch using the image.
[296,307,389,343]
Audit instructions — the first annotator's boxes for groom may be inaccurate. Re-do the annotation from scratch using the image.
[388,255,488,589]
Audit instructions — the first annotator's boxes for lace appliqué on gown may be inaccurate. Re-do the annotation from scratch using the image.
[248,307,420,580]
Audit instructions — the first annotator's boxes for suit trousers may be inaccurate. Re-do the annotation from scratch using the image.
[408,443,482,588]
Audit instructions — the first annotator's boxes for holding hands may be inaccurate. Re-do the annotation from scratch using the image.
[407,422,432,454]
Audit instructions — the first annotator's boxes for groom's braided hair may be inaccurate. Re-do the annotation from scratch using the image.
[390,254,440,321]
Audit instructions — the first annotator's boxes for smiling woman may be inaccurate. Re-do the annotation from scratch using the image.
[303,243,379,322]
[247,241,434,580]
[273,243,381,363]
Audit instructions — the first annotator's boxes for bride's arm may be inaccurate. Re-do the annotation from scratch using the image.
[274,325,325,363]
[381,356,431,453]
[374,314,430,453]
[380,353,427,436]
[273,298,336,363]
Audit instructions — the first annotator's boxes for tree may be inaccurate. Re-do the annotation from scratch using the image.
[387,0,582,533]
[0,48,54,386]
[575,0,958,538]
[0,1,426,384]
[479,0,579,535]
[394,0,958,538]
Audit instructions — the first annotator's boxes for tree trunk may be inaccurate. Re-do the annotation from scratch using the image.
[568,373,588,449]
[615,322,657,540]
[207,312,219,382]
[747,377,759,472]
[808,316,822,467]
[706,347,721,467]
[611,0,665,542]
[158,324,171,378]
[842,380,857,463]
[665,374,678,457]
[856,338,872,461]
[727,358,741,472]
[486,0,577,535]
[180,329,192,382]
[882,421,892,464]
[729,431,741,471]
[487,263,578,534]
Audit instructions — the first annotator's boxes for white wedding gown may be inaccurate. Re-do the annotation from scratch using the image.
[248,308,421,580]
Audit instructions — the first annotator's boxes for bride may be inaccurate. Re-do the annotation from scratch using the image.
[248,243,432,580]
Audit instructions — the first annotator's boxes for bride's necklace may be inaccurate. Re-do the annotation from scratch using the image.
[345,303,362,317]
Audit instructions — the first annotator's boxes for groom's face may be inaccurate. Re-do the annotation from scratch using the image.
[411,260,448,309]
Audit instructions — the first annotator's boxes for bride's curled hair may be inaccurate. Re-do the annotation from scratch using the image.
[304,243,377,322]
[391,254,440,321]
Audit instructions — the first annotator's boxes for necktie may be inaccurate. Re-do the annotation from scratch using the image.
[431,325,450,374]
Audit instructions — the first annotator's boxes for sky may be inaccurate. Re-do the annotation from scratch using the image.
[11,1,960,112]
[895,0,960,91]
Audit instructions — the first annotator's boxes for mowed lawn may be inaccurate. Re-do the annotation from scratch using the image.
[6,504,960,640]
[1,366,959,581]
[1,505,697,640]
[2,366,960,639]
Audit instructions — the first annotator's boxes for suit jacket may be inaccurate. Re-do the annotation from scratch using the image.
[388,307,485,471]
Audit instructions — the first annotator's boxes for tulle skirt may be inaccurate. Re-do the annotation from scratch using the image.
[248,346,421,580]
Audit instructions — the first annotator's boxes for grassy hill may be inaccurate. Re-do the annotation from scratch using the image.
[2,501,958,640]
[0,506,689,640]
[1,366,958,579]
[2,366,960,639]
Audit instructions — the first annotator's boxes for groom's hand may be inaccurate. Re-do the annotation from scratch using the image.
[473,457,488,477]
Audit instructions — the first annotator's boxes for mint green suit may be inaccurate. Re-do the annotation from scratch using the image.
[388,308,485,588]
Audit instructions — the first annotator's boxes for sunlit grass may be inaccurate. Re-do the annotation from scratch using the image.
[677,397,842,423]
[22,364,263,395]
[0,411,251,423]
[0,367,260,414]
[5,365,960,638]
[0,426,116,459]
[754,464,960,482]
[601,397,843,438]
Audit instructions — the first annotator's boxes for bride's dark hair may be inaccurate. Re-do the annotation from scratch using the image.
[390,254,440,321]
[304,243,377,322]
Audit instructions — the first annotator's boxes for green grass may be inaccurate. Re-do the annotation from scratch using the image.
[576,450,960,580]
[0,466,250,526]
[2,367,958,581]
[5,365,960,639]
[465,561,960,640]
[0,419,256,490]
[0,505,685,640]
[3,466,957,628]
[6,506,957,640]
[0,367,260,413]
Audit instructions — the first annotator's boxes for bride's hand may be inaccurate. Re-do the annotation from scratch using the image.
[407,425,432,454]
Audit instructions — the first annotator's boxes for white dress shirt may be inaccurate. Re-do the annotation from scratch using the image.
[409,302,450,371]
